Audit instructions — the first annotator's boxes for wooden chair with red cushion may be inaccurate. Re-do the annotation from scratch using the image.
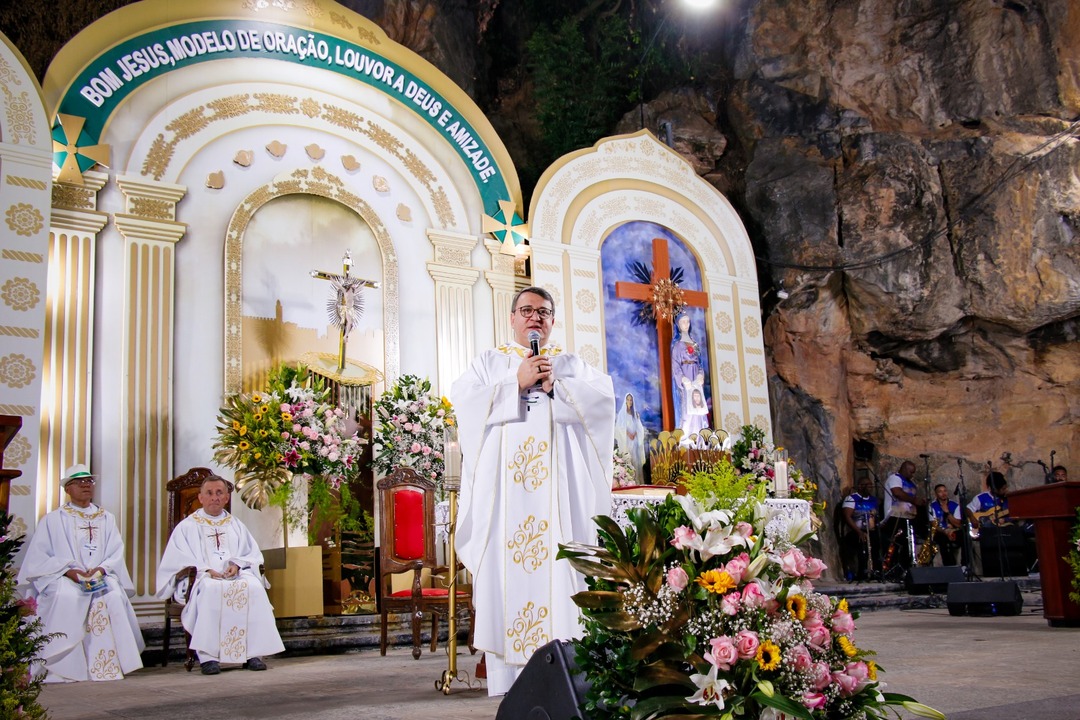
[162,467,230,670]
[377,466,474,659]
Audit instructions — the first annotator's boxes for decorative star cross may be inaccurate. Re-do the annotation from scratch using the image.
[51,114,110,185]
[482,199,529,256]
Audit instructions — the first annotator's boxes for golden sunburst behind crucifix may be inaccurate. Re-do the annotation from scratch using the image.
[51,114,110,185]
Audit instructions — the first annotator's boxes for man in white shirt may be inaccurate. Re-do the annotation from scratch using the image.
[156,474,284,675]
[452,286,615,696]
[881,460,925,571]
[17,464,145,682]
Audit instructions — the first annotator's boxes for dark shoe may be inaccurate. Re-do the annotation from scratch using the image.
[200,661,221,676]
[244,657,267,671]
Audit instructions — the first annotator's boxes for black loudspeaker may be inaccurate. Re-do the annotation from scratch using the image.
[904,566,965,595]
[978,527,1028,576]
[946,581,1023,617]
[496,640,592,720]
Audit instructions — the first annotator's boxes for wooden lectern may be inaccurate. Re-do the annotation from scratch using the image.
[0,415,24,516]
[1008,481,1080,627]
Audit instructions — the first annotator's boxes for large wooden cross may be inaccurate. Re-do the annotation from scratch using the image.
[615,238,709,430]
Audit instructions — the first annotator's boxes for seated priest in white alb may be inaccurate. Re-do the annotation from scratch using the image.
[16,463,145,682]
[156,474,284,675]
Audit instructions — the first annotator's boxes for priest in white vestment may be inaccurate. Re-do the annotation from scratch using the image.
[17,464,145,683]
[452,286,615,696]
[156,474,284,675]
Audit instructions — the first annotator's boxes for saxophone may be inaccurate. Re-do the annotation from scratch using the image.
[916,518,939,566]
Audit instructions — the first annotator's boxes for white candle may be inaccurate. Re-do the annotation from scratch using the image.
[774,460,789,498]
[446,440,461,478]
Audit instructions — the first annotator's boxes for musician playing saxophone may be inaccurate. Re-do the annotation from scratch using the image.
[966,471,1010,531]
[928,483,962,566]
[881,460,926,569]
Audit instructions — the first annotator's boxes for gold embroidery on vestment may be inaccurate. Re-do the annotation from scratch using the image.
[222,626,247,660]
[86,599,110,636]
[224,579,250,611]
[89,649,120,680]
[506,601,549,656]
[508,436,549,492]
[507,515,549,573]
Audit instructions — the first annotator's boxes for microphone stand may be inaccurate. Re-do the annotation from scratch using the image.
[955,459,979,582]
[861,466,888,583]
[989,467,1009,580]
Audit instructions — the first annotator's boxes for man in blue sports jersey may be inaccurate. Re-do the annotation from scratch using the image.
[928,483,961,565]
[841,476,879,580]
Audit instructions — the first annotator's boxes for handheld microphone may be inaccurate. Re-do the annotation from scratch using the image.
[528,329,541,358]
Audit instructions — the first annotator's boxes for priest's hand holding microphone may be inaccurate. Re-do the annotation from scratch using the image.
[517,329,554,395]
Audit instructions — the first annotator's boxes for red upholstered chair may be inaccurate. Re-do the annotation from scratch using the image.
[162,467,231,670]
[377,466,474,659]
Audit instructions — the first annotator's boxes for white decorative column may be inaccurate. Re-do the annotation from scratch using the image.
[38,171,109,517]
[114,175,187,598]
[483,238,529,349]
[427,230,480,395]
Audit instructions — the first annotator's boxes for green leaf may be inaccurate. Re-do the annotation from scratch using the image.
[750,690,813,719]
[570,590,624,610]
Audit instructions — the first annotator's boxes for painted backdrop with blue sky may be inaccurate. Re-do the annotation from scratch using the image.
[602,221,712,436]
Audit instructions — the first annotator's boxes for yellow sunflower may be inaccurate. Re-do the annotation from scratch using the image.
[837,598,849,613]
[281,411,293,423]
[252,393,262,403]
[695,569,737,595]
[232,420,241,431]
[867,661,877,681]
[837,635,858,657]
[756,640,781,671]
[786,594,807,621]
[239,425,248,436]
[238,440,250,451]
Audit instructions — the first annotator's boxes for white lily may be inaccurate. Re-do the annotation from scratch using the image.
[675,494,733,533]
[699,524,750,561]
[687,664,732,709]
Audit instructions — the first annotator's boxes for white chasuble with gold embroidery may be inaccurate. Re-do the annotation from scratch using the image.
[452,343,615,695]
[17,504,145,682]
[156,510,284,664]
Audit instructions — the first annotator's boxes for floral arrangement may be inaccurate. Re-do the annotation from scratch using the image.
[372,374,454,484]
[213,364,365,511]
[1,515,55,719]
[613,447,635,488]
[1066,506,1080,605]
[729,425,826,519]
[559,482,942,720]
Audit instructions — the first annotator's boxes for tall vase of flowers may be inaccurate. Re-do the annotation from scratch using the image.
[559,465,943,720]
[372,374,454,491]
[213,364,365,542]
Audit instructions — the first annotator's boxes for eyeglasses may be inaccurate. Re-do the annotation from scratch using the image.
[68,479,95,487]
[515,306,554,320]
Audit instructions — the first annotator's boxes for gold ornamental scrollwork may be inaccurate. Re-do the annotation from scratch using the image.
[507,436,549,492]
[223,579,250,611]
[507,601,549,656]
[507,515,549,574]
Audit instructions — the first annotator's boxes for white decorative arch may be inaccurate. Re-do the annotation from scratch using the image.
[529,131,771,436]
[0,32,53,532]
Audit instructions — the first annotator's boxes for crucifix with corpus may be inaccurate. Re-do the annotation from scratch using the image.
[310,251,380,372]
[615,237,710,431]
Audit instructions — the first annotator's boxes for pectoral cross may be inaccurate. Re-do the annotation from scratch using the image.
[209,529,226,550]
[80,522,96,543]
[615,238,709,430]
[311,250,380,372]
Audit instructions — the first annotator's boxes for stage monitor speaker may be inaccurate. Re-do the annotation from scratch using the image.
[495,640,591,720]
[946,580,1023,617]
[905,566,965,595]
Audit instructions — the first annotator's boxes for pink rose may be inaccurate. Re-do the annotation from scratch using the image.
[803,557,827,580]
[671,525,698,550]
[741,581,766,608]
[281,432,290,440]
[788,643,812,672]
[807,624,831,651]
[734,521,754,539]
[734,629,760,659]
[845,661,870,687]
[403,422,413,432]
[832,670,861,696]
[802,609,823,630]
[802,691,827,710]
[810,661,832,691]
[707,636,739,670]
[292,423,302,433]
[721,591,741,616]
[779,548,808,576]
[831,609,855,635]
[666,567,689,592]
[15,597,37,617]
[280,403,291,413]
[422,445,432,455]
[410,442,422,453]
[724,553,750,584]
